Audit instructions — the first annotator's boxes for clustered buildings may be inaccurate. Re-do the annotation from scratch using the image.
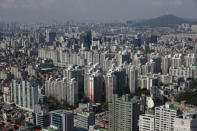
[0,21,197,131]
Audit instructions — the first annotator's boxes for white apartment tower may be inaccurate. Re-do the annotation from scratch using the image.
[139,113,155,131]
[155,104,178,131]
[10,79,39,112]
[45,77,78,107]
[185,53,197,67]
[105,70,117,102]
[128,65,138,93]
[171,53,183,68]
[162,55,171,75]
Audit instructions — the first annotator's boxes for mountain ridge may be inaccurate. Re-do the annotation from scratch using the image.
[131,15,197,27]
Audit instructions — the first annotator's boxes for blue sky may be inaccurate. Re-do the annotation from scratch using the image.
[0,0,196,22]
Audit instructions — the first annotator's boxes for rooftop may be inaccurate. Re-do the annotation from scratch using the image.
[118,96,136,103]
[78,112,91,117]
[50,110,73,115]
[43,127,58,131]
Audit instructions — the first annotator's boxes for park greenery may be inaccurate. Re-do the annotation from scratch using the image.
[130,88,150,98]
[174,78,197,106]
[175,90,197,106]
[44,96,74,110]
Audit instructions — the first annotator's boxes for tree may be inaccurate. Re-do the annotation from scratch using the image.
[175,90,197,106]
[44,96,74,110]
[130,88,150,98]
[82,97,90,103]
[102,103,109,111]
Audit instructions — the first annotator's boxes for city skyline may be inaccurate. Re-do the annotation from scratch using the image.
[1,1,197,130]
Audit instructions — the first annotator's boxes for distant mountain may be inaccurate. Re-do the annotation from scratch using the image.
[132,15,196,27]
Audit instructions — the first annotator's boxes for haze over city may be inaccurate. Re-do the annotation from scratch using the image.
[0,0,197,22]
[2,0,197,131]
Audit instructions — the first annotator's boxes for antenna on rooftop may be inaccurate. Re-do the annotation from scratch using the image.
[165,7,169,15]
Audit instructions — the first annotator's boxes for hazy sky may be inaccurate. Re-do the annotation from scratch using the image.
[0,0,197,22]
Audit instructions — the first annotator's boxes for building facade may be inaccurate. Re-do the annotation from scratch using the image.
[174,111,197,131]
[139,113,155,131]
[155,104,177,131]
[76,112,95,130]
[104,70,117,102]
[108,95,140,131]
[45,77,78,107]
[10,79,39,112]
[50,110,74,131]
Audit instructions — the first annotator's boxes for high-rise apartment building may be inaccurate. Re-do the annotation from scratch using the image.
[108,95,140,131]
[2,87,11,104]
[67,78,78,107]
[127,65,138,93]
[150,54,162,73]
[139,74,159,90]
[46,30,56,43]
[104,70,117,102]
[80,31,92,50]
[114,67,128,94]
[10,79,39,112]
[139,113,155,131]
[84,71,105,103]
[155,104,178,131]
[63,65,84,94]
[133,51,147,66]
[169,65,197,79]
[45,78,78,107]
[185,53,197,67]
[162,55,171,75]
[171,53,183,68]
[116,51,131,66]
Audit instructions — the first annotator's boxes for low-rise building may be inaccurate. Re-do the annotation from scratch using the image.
[174,110,197,131]
[77,112,95,130]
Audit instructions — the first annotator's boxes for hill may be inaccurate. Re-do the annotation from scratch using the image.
[132,15,195,27]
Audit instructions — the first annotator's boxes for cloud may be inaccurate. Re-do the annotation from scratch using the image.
[152,1,162,7]
[41,0,59,8]
[151,0,183,8]
[0,0,60,9]
[175,0,183,6]
[0,0,196,22]
[75,0,88,12]
[0,0,17,8]
[21,0,38,8]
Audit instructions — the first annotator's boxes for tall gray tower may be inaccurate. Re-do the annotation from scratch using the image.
[109,95,140,131]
